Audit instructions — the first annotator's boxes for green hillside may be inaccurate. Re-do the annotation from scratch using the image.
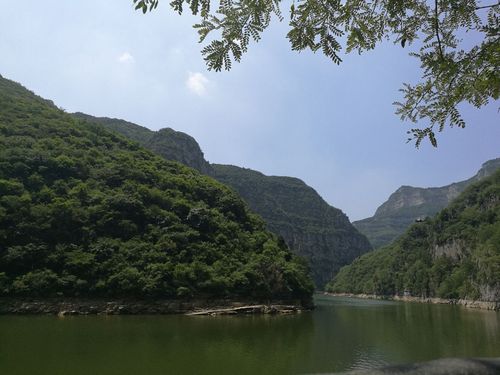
[71,113,372,289]
[212,165,372,288]
[0,75,313,301]
[72,113,213,175]
[328,170,500,302]
[353,159,500,249]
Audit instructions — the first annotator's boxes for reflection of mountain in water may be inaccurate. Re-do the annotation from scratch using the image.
[304,295,500,373]
[0,296,498,374]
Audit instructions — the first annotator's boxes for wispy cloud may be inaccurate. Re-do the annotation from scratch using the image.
[117,52,135,64]
[186,72,209,96]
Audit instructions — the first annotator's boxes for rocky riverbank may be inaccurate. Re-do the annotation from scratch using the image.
[326,293,499,311]
[0,298,312,316]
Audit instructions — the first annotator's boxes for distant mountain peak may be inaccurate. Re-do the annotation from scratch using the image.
[330,169,500,303]
[354,157,500,248]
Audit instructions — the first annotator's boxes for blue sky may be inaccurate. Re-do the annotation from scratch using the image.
[0,0,498,220]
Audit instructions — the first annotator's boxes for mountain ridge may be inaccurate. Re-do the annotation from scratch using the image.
[72,113,372,288]
[72,112,213,175]
[0,74,314,302]
[354,158,500,248]
[212,164,373,288]
[329,169,500,303]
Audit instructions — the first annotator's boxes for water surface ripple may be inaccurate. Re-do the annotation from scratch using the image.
[0,295,498,374]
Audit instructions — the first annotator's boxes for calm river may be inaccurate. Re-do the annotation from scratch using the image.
[0,295,498,374]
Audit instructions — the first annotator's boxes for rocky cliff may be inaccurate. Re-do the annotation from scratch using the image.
[353,158,500,248]
[329,169,500,303]
[72,114,373,289]
[212,165,373,288]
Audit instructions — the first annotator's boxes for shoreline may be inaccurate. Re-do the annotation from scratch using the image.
[0,297,312,316]
[324,292,499,311]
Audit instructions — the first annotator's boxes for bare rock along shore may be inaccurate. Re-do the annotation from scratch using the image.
[0,298,312,316]
[326,293,499,311]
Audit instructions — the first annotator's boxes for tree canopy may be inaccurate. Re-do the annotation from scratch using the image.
[132,0,499,147]
[0,75,314,301]
[327,169,500,301]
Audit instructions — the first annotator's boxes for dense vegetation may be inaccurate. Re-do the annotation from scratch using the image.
[0,75,314,301]
[329,170,500,302]
[71,113,371,289]
[354,158,500,248]
[72,113,213,175]
[212,165,372,288]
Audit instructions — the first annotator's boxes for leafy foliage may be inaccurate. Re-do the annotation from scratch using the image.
[70,114,371,289]
[0,76,314,300]
[328,169,500,302]
[133,0,499,147]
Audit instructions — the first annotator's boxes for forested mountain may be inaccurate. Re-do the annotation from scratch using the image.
[0,75,313,301]
[329,170,500,302]
[73,114,372,289]
[353,158,500,249]
[212,165,372,288]
[72,113,213,175]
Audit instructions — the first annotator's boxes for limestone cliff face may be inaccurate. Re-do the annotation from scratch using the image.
[72,113,372,288]
[330,170,500,303]
[212,165,373,288]
[354,158,500,248]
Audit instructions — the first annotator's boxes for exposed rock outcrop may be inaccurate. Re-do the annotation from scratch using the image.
[212,165,373,289]
[354,158,500,248]
[329,170,500,303]
[0,298,311,315]
[72,113,372,290]
[326,293,500,311]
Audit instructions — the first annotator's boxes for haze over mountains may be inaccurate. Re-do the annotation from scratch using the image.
[353,158,500,248]
[73,113,373,288]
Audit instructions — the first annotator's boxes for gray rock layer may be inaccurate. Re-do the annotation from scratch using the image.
[0,298,310,315]
[354,158,500,248]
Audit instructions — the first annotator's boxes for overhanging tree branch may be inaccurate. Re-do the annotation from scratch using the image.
[133,0,500,148]
[476,3,499,11]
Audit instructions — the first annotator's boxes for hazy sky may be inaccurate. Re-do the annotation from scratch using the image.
[1,0,498,220]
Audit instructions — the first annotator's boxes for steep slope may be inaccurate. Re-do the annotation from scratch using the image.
[72,113,213,175]
[329,170,500,303]
[71,114,371,289]
[0,75,313,301]
[353,158,500,248]
[212,165,373,288]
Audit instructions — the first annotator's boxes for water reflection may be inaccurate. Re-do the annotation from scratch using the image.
[0,295,498,375]
[309,295,500,372]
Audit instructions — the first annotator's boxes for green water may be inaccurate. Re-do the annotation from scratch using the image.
[0,295,498,374]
